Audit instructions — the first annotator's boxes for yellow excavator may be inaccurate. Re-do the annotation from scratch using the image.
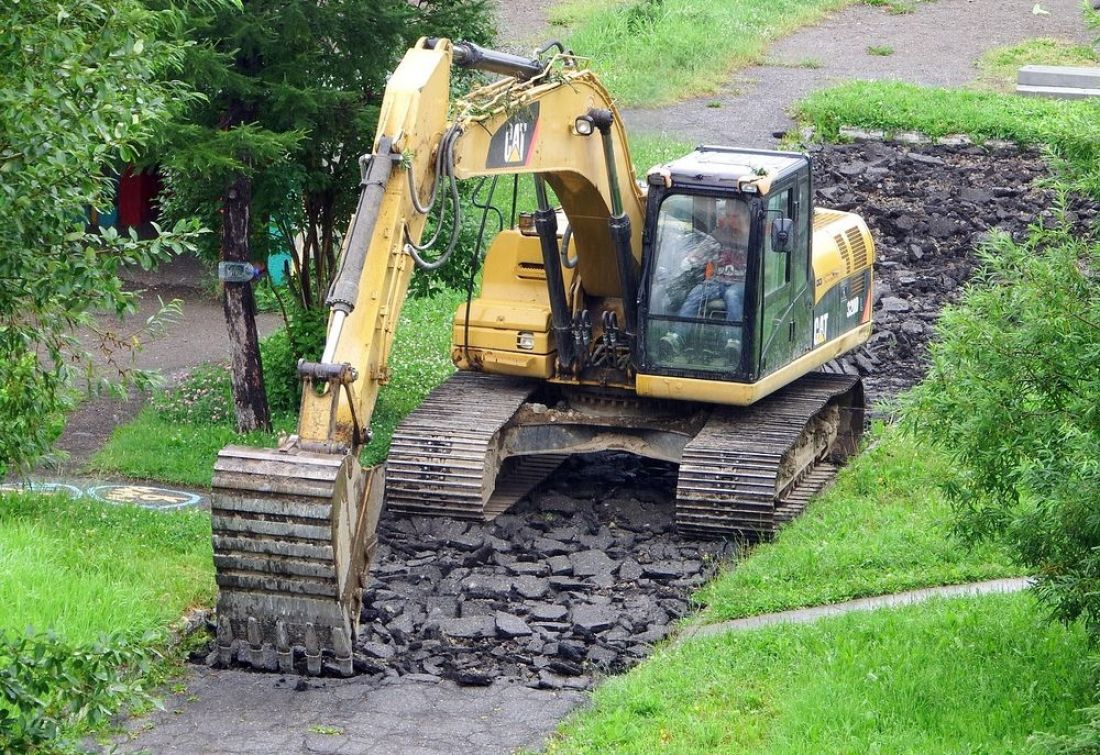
[210,39,874,675]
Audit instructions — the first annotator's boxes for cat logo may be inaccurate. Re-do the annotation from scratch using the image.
[503,121,529,163]
[487,104,540,168]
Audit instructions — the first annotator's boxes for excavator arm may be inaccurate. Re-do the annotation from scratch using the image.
[209,38,645,676]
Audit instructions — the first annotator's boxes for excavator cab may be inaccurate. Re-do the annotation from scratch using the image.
[638,147,813,384]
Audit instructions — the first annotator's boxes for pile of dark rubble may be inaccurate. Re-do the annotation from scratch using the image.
[349,454,731,691]
[238,140,1098,691]
[812,140,1097,406]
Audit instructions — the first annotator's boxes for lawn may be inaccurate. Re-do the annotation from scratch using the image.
[0,491,214,750]
[695,425,1019,622]
[0,491,214,643]
[549,592,1091,754]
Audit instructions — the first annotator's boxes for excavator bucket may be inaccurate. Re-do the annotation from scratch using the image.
[209,446,383,675]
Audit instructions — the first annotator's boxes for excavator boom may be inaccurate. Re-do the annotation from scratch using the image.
[209,38,649,674]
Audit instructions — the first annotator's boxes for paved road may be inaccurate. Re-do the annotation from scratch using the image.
[120,672,585,755]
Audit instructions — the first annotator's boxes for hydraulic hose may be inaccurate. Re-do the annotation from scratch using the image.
[404,126,464,271]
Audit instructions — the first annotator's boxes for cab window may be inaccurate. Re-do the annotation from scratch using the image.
[762,188,792,296]
[644,194,750,373]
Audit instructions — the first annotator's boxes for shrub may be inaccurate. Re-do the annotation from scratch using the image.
[0,630,160,753]
[904,207,1100,635]
[260,301,327,415]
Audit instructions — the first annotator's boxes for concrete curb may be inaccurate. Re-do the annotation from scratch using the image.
[677,577,1033,643]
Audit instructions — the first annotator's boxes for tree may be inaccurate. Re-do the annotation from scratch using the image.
[160,0,494,420]
[905,208,1100,635]
[0,1,202,477]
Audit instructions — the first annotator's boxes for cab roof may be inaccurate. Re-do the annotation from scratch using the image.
[647,146,810,196]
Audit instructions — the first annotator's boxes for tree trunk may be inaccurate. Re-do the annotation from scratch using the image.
[222,171,271,432]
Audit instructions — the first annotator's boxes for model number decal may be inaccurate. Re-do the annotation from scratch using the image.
[813,313,828,345]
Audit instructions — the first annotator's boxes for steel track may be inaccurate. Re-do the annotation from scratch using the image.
[675,372,863,538]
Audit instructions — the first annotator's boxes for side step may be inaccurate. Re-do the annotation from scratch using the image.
[676,373,863,539]
[385,371,560,519]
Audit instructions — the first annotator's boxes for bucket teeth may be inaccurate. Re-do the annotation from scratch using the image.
[216,615,234,667]
[275,620,293,673]
[305,623,322,676]
[246,616,266,669]
[210,447,384,677]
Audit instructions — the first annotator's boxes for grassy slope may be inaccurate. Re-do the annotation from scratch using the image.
[696,426,1018,622]
[549,593,1091,754]
[795,81,1100,193]
[0,492,213,643]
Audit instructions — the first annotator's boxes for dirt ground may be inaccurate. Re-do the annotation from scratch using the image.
[37,1,1090,752]
[45,254,279,471]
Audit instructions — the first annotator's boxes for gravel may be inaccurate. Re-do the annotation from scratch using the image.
[810,140,1098,406]
[342,455,732,691]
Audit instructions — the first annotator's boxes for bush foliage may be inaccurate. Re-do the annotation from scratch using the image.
[905,209,1100,634]
[0,0,202,476]
[259,300,327,415]
[0,630,160,754]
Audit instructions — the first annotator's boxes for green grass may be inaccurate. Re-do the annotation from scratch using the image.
[0,491,214,643]
[92,289,466,485]
[695,425,1018,622]
[866,44,894,56]
[359,289,466,464]
[561,0,934,106]
[90,410,289,487]
[563,0,856,106]
[549,593,1092,753]
[975,37,1098,92]
[795,80,1100,195]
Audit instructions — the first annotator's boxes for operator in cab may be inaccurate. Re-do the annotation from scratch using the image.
[653,196,750,362]
[676,199,749,324]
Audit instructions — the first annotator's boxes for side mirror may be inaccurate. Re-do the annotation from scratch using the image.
[771,217,794,252]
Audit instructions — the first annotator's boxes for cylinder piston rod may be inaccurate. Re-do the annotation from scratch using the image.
[425,38,545,81]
